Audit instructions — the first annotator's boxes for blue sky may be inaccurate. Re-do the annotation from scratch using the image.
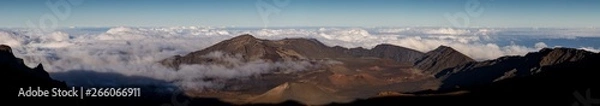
[1,0,598,28]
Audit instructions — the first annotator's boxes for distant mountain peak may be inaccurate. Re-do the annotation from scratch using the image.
[159,34,353,69]
[431,45,457,53]
[281,37,327,47]
[414,45,474,74]
[539,47,591,55]
[533,47,597,66]
[427,45,472,61]
[222,34,261,45]
[343,43,425,63]
[373,44,397,48]
[437,45,451,48]
[230,34,257,41]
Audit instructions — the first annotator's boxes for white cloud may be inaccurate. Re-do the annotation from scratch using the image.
[494,28,600,38]
[2,27,599,91]
[0,30,25,47]
[424,28,470,35]
[535,42,548,49]
[382,37,536,60]
[376,28,411,33]
[579,47,600,53]
[48,31,70,42]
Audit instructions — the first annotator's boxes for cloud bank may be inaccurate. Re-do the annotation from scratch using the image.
[1,27,599,90]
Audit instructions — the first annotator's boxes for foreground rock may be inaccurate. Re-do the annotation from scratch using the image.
[1,45,68,104]
[1,44,67,92]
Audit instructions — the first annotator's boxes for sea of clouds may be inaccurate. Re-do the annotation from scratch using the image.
[1,27,599,90]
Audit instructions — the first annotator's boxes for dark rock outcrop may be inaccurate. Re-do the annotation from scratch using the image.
[414,46,474,74]
[1,44,67,100]
[435,47,599,89]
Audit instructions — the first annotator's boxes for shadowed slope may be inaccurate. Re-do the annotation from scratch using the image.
[414,46,474,74]
[1,44,69,105]
[436,47,598,89]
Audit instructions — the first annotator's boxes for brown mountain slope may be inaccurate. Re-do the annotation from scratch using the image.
[247,82,353,105]
[160,34,355,69]
[414,46,474,74]
[162,35,438,105]
[155,34,600,105]
[161,34,426,69]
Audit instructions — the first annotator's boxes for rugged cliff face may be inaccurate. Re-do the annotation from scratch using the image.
[1,45,67,101]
